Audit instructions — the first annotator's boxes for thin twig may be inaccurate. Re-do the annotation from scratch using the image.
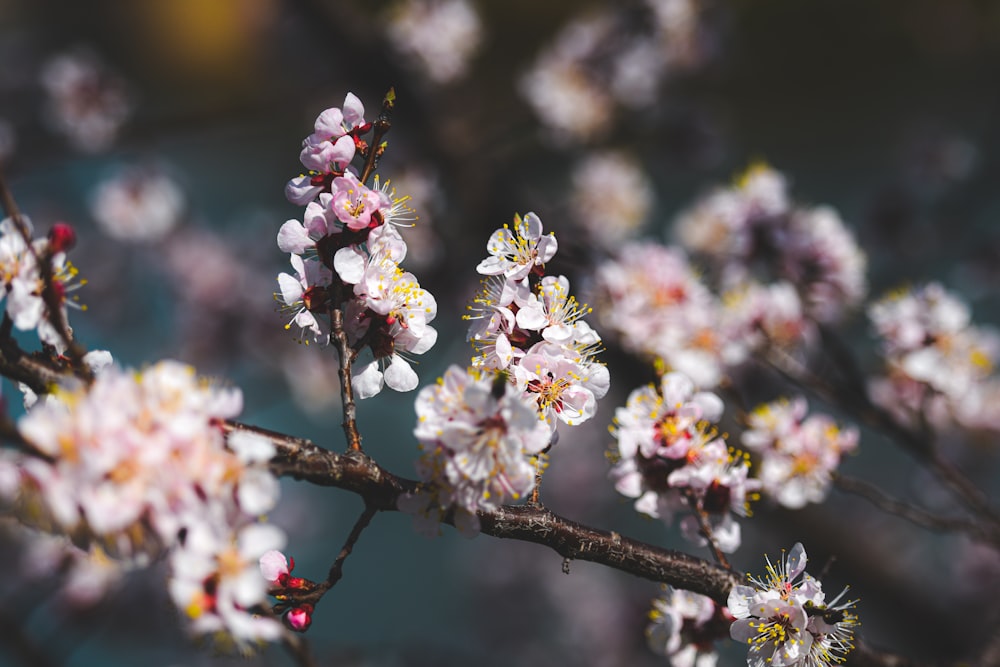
[926,453,1000,527]
[357,89,394,186]
[833,473,1000,545]
[329,287,362,451]
[683,490,731,569]
[320,503,377,593]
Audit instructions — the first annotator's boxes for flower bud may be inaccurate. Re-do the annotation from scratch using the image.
[48,222,77,253]
[284,604,313,632]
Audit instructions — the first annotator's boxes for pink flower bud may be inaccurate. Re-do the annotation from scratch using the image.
[285,604,313,632]
[259,549,290,585]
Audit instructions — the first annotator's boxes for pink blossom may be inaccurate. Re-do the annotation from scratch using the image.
[404,365,553,534]
[330,171,383,230]
[729,543,858,667]
[741,397,858,509]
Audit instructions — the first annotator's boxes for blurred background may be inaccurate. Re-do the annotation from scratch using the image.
[0,0,999,665]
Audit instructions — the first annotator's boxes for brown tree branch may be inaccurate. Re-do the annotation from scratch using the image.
[236,417,947,666]
[231,419,742,603]
[833,473,1000,545]
[328,291,362,452]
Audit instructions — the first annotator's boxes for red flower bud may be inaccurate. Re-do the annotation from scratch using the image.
[48,222,77,253]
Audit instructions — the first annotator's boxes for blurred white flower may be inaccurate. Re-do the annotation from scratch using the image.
[91,167,185,242]
[387,0,482,83]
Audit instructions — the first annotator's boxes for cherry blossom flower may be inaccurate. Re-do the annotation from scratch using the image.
[721,280,809,352]
[275,94,437,383]
[741,398,858,509]
[514,342,610,428]
[403,365,552,535]
[275,254,331,344]
[348,251,438,398]
[591,241,742,388]
[729,543,858,667]
[464,275,523,370]
[330,171,384,230]
[15,361,273,551]
[518,14,616,142]
[569,150,653,246]
[386,0,482,83]
[40,50,131,152]
[647,586,732,667]
[169,522,286,650]
[674,163,866,324]
[518,1,711,143]
[297,95,367,177]
[0,215,85,352]
[609,372,757,552]
[259,549,291,586]
[90,166,185,242]
[8,360,286,650]
[868,283,1000,430]
[675,163,790,262]
[781,206,867,323]
[286,94,369,205]
[476,212,557,281]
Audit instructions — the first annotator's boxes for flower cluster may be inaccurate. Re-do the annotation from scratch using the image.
[0,215,82,353]
[7,361,285,650]
[591,242,741,388]
[467,212,609,428]
[40,50,131,153]
[275,93,437,398]
[519,0,710,143]
[741,397,858,509]
[609,372,759,553]
[385,0,482,84]
[646,586,733,667]
[868,282,1000,431]
[402,365,553,535]
[729,543,858,667]
[403,216,607,533]
[593,164,866,389]
[260,549,316,632]
[676,163,867,325]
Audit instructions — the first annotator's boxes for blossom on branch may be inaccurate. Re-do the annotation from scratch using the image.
[0,215,84,353]
[740,397,858,509]
[647,585,732,667]
[592,242,741,388]
[469,213,607,427]
[275,92,437,397]
[868,282,1000,431]
[609,372,758,553]
[675,163,867,325]
[403,365,553,535]
[729,543,858,667]
[10,361,285,651]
